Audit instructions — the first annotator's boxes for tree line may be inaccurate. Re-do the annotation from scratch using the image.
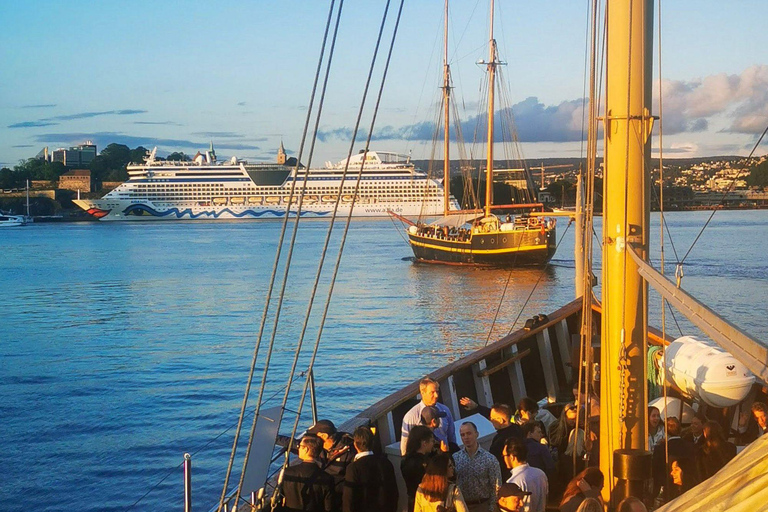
[0,144,194,190]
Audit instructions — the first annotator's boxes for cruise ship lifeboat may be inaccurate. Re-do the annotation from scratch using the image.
[665,336,755,408]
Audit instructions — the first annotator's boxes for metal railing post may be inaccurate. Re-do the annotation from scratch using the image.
[183,453,192,512]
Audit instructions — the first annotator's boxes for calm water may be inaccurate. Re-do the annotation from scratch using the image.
[1,210,766,511]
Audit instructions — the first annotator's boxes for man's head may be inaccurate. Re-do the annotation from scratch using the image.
[298,435,324,462]
[617,496,647,512]
[353,426,374,453]
[420,405,446,430]
[752,402,767,429]
[307,419,337,450]
[497,483,530,512]
[522,421,543,443]
[667,416,681,437]
[502,437,527,469]
[459,422,479,451]
[517,397,538,423]
[690,412,707,437]
[419,378,440,407]
[490,403,513,430]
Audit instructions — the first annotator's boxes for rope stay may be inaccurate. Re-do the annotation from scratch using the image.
[270,1,405,506]
[216,1,342,509]
[235,0,350,504]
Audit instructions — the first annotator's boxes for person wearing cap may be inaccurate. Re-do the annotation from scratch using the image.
[401,377,455,456]
[453,422,501,512]
[503,437,548,512]
[281,435,335,512]
[342,426,398,512]
[497,483,530,512]
[307,419,355,510]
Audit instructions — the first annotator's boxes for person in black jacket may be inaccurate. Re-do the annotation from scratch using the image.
[680,412,707,448]
[401,425,435,512]
[308,419,355,510]
[697,420,737,480]
[521,422,555,479]
[459,397,522,481]
[651,416,696,500]
[281,435,335,512]
[342,426,398,512]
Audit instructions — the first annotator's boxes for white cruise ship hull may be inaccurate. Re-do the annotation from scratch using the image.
[73,198,448,221]
[74,149,456,221]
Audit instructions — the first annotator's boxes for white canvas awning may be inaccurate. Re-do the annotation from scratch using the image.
[429,213,483,228]
[657,434,768,512]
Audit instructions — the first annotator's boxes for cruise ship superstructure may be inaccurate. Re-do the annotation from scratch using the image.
[74,145,458,221]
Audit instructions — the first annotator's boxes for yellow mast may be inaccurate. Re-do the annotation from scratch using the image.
[600,0,654,506]
[484,0,497,219]
[443,0,450,217]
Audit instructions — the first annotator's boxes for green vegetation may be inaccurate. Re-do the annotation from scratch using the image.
[746,160,768,188]
[89,144,150,182]
[0,143,150,189]
[0,160,67,189]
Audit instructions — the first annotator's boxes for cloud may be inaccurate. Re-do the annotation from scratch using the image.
[214,142,261,150]
[12,144,34,148]
[237,102,246,106]
[8,121,59,129]
[31,132,259,152]
[317,97,588,143]
[21,104,56,109]
[134,121,181,126]
[41,109,147,122]
[192,131,245,138]
[656,65,768,135]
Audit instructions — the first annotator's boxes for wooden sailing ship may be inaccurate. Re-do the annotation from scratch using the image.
[405,1,556,266]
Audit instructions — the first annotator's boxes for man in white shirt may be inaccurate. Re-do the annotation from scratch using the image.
[503,437,548,512]
[400,377,455,455]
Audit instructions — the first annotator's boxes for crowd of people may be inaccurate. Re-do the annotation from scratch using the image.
[275,376,768,512]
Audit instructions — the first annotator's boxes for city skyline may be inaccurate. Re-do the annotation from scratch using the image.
[1,0,767,168]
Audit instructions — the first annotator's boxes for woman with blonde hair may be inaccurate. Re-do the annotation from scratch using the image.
[414,452,468,512]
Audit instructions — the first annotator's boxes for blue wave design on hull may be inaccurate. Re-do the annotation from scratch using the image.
[121,204,332,219]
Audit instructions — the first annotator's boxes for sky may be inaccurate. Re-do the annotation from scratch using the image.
[1,0,767,169]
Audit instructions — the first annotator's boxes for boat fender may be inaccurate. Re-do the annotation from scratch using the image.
[664,336,755,408]
[408,225,418,235]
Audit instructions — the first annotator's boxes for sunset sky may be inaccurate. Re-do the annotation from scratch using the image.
[1,0,767,168]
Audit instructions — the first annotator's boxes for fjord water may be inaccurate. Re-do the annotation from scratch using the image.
[1,210,766,511]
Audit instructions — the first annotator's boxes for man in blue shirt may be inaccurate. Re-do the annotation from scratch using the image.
[400,377,455,455]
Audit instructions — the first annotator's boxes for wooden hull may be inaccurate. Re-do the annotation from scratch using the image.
[338,298,588,438]
[407,227,556,266]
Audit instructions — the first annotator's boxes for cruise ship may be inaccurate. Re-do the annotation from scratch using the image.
[73,144,457,221]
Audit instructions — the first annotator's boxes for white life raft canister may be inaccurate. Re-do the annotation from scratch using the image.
[664,335,755,408]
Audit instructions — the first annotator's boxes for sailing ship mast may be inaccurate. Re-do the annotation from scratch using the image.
[442,0,450,217]
[599,0,654,505]
[483,0,498,219]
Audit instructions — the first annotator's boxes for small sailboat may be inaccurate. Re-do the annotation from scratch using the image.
[404,1,556,266]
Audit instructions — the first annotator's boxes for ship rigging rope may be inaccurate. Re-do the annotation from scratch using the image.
[127,372,303,511]
[239,0,366,499]
[217,1,343,509]
[274,3,407,500]
[484,218,574,341]
[677,122,768,267]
